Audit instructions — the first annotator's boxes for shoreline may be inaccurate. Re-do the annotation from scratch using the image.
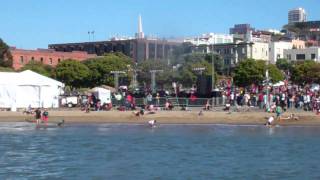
[0,110,319,126]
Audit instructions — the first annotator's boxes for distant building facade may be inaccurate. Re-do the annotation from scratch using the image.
[284,47,320,62]
[10,47,96,70]
[184,33,233,46]
[288,8,307,24]
[49,15,180,63]
[49,39,179,63]
[192,41,269,73]
[269,41,293,64]
[283,21,320,47]
[229,24,255,35]
[292,39,306,49]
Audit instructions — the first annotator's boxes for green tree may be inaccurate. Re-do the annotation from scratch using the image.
[234,59,284,87]
[0,66,14,72]
[204,53,224,75]
[20,61,53,77]
[55,60,90,88]
[137,59,171,87]
[291,60,320,85]
[276,58,292,71]
[268,63,285,83]
[0,38,12,67]
[183,53,224,75]
[83,53,133,87]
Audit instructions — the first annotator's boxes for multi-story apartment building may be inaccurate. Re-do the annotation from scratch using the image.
[284,47,320,62]
[192,41,269,71]
[288,8,307,24]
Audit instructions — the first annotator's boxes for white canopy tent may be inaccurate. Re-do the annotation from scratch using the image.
[272,81,285,87]
[90,87,111,104]
[0,70,64,110]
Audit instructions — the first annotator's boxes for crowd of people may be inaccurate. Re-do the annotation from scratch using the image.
[221,84,320,115]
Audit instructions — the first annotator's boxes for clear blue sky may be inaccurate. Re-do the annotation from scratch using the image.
[1,0,319,49]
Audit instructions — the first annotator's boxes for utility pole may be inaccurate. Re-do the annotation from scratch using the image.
[132,65,140,90]
[211,44,215,91]
[265,61,270,111]
[150,70,163,93]
[111,71,126,91]
[211,45,216,109]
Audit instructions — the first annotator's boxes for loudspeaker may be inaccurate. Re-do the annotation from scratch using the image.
[196,75,212,96]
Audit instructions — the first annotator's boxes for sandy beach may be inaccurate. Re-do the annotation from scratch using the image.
[0,110,319,126]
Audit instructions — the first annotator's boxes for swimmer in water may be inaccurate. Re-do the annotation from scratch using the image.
[148,119,157,128]
[265,116,275,127]
[57,119,65,127]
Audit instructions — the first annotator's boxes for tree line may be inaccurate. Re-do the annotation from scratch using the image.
[1,38,320,89]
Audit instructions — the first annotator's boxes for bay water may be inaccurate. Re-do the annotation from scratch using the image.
[0,123,320,179]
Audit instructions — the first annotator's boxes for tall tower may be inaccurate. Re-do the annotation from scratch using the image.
[288,8,307,24]
[136,15,145,39]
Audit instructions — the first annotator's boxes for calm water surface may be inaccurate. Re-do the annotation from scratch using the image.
[0,122,320,179]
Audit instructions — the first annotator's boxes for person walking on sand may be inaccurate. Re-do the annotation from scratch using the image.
[34,108,42,125]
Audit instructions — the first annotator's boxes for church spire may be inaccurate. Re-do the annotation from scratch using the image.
[136,14,145,39]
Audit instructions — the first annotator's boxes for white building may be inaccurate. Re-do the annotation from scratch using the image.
[251,42,269,61]
[269,41,293,64]
[288,8,307,24]
[184,33,233,46]
[284,47,320,62]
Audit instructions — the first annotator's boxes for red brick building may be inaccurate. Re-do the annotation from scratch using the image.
[10,47,96,70]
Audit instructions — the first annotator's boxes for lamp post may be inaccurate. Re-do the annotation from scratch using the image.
[211,44,215,91]
[265,67,270,111]
[127,64,139,90]
[150,70,163,93]
[211,45,217,109]
[111,71,126,91]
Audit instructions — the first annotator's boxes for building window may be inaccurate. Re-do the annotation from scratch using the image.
[58,58,61,63]
[31,57,35,61]
[40,57,44,63]
[20,56,24,64]
[50,58,53,64]
[287,54,291,60]
[242,48,245,54]
[311,54,316,59]
[296,54,305,60]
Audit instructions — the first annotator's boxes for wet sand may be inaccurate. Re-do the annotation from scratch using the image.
[0,110,319,126]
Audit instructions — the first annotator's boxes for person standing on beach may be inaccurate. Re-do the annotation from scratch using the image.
[42,109,49,126]
[34,108,42,125]
[275,105,282,120]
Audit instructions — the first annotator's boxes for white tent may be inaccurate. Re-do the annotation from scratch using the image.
[272,81,285,87]
[0,70,64,110]
[91,87,111,104]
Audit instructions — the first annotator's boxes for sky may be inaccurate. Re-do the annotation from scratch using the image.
[1,0,319,49]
